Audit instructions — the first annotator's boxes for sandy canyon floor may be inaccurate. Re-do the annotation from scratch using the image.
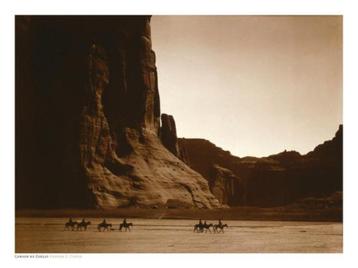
[15,218,342,253]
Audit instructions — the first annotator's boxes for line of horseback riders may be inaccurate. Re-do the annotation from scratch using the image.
[193,219,228,233]
[64,218,227,233]
[64,218,133,232]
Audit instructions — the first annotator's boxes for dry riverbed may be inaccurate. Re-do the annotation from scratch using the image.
[15,218,342,253]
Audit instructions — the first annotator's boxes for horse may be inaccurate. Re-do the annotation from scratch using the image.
[77,221,91,231]
[193,223,203,232]
[64,220,78,231]
[119,222,133,232]
[97,222,112,232]
[202,222,213,233]
[194,222,212,233]
[213,223,228,233]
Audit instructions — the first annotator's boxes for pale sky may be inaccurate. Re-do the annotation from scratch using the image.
[151,16,342,157]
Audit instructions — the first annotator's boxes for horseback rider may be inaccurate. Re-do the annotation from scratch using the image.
[69,217,73,224]
[81,218,86,224]
[123,218,127,225]
[101,218,107,225]
[199,219,203,225]
[219,219,222,226]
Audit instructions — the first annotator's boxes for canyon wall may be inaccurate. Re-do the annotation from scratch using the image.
[15,15,342,209]
[179,125,343,207]
[15,16,220,209]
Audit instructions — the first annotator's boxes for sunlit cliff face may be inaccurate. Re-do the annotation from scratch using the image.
[152,15,342,157]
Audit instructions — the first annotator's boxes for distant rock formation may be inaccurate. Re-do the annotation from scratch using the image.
[179,125,343,207]
[209,165,241,206]
[16,16,220,209]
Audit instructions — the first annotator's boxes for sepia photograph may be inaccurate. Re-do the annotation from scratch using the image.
[14,15,343,253]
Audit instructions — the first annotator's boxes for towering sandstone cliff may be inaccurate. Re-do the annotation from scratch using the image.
[16,16,219,209]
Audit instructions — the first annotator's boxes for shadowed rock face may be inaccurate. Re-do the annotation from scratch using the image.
[16,16,220,209]
[209,165,241,206]
[179,125,343,207]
